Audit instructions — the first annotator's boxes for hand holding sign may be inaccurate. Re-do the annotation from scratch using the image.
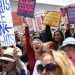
[23,17,29,27]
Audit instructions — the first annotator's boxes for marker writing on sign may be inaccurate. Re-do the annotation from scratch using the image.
[1,34,15,46]
[0,22,12,35]
[0,0,10,13]
[3,34,15,43]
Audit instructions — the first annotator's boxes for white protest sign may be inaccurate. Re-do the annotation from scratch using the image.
[0,0,16,47]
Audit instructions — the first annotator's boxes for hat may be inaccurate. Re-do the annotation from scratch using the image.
[61,37,75,48]
[32,33,40,41]
[0,47,22,62]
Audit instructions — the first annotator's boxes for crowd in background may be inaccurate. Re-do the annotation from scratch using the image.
[0,23,75,75]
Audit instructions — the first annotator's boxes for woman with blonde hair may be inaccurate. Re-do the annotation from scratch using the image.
[36,51,75,75]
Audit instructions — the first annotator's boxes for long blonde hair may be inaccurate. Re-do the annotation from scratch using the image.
[40,51,75,75]
[52,51,75,75]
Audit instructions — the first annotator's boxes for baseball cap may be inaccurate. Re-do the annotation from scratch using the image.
[60,37,75,48]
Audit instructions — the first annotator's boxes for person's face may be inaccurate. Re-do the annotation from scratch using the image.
[63,46,75,64]
[21,35,26,46]
[39,53,62,75]
[70,28,74,33]
[43,42,56,52]
[2,60,16,72]
[54,32,62,42]
[32,39,42,53]
[63,46,75,55]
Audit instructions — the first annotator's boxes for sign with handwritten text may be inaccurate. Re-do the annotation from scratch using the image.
[17,0,36,17]
[0,0,16,47]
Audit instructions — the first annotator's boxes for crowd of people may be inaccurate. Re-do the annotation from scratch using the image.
[0,23,75,75]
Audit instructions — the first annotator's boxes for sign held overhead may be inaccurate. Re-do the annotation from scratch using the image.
[17,0,36,18]
[0,0,16,47]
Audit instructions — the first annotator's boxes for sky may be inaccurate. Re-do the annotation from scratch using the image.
[36,0,75,6]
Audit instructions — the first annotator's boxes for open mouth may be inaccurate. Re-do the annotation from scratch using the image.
[35,47,39,50]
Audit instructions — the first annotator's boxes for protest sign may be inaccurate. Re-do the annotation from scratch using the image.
[35,16,43,31]
[17,0,36,18]
[0,0,16,47]
[67,7,75,24]
[43,11,61,27]
[12,12,23,25]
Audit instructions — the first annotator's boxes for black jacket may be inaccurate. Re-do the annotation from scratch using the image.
[40,25,52,42]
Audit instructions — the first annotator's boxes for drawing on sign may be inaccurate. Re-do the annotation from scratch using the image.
[0,0,10,13]
[0,22,12,35]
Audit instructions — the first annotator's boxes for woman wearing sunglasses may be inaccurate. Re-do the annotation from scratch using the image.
[37,51,75,75]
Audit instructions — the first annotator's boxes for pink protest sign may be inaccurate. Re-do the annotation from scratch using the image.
[17,0,36,17]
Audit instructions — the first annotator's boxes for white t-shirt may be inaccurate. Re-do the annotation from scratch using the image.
[0,72,6,75]
[16,59,28,75]
[33,60,41,75]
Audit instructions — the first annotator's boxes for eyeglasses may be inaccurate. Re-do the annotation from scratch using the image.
[0,60,9,64]
[32,43,41,46]
[37,63,59,73]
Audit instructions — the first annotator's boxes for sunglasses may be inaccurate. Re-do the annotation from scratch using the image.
[0,60,9,64]
[32,43,41,46]
[37,63,58,73]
